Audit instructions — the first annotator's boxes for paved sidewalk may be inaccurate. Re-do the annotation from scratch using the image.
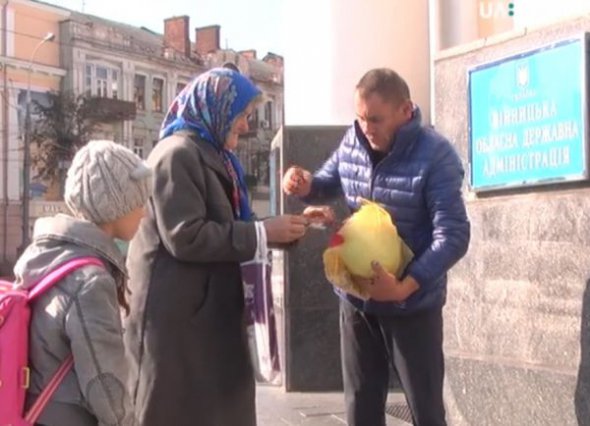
[256,384,411,425]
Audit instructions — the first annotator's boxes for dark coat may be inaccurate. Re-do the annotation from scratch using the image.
[124,131,258,426]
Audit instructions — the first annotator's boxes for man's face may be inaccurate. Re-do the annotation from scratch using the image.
[354,90,412,152]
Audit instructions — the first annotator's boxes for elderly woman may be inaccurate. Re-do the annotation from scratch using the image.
[124,68,307,426]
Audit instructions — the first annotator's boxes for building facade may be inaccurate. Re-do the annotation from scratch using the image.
[0,0,68,271]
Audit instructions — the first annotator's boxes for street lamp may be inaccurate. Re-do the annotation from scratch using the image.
[19,32,55,253]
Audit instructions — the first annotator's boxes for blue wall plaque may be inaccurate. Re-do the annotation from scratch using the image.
[468,36,588,191]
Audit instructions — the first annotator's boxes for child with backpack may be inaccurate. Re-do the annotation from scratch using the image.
[1,140,150,426]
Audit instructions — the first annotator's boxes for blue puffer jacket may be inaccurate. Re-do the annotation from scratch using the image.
[305,107,470,315]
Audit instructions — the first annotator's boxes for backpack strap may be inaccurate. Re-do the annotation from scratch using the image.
[24,256,105,423]
[24,354,74,423]
[27,257,104,301]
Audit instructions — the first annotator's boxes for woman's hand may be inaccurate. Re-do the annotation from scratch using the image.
[263,215,308,243]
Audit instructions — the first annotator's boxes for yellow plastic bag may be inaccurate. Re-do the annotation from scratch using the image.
[323,200,413,299]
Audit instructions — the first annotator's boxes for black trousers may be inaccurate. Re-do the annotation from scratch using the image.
[340,300,446,426]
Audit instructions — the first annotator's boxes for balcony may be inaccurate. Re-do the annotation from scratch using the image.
[85,97,137,122]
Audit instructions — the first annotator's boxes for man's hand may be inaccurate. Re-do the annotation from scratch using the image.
[283,166,312,197]
[353,261,420,302]
[302,206,336,228]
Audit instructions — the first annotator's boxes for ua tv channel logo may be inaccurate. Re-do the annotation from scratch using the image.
[479,1,515,19]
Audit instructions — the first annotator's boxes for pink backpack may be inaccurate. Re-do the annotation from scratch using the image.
[0,257,103,426]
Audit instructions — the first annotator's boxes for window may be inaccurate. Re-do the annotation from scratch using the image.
[84,64,92,96]
[111,70,119,100]
[84,63,119,98]
[134,75,146,111]
[17,90,49,139]
[133,138,145,159]
[96,66,108,98]
[247,109,258,132]
[176,82,186,96]
[264,101,274,129]
[153,77,164,112]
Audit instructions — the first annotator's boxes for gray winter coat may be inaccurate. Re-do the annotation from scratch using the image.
[13,214,135,426]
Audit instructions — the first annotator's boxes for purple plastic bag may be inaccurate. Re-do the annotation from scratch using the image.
[242,252,280,382]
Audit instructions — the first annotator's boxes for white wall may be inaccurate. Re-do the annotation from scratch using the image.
[435,0,478,51]
[514,0,590,28]
[283,0,431,126]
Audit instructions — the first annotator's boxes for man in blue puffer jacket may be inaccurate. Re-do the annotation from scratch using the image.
[283,68,470,426]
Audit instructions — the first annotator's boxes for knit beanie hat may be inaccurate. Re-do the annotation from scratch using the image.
[64,140,152,224]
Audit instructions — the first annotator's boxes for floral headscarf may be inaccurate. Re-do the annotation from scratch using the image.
[160,68,261,220]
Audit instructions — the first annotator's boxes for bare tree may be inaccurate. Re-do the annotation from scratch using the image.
[29,90,100,186]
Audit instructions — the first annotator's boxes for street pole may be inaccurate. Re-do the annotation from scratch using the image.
[19,32,55,254]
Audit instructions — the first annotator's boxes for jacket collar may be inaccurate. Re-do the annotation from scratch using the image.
[33,214,127,276]
[174,130,232,185]
[355,106,423,159]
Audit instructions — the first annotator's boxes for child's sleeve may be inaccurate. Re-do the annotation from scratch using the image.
[64,266,136,426]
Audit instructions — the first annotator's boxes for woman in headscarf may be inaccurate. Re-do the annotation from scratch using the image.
[124,68,307,426]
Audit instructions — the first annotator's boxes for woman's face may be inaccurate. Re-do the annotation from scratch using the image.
[225,102,256,150]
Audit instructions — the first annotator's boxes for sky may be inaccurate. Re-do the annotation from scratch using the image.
[43,0,284,57]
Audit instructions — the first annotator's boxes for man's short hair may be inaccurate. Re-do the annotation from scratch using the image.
[223,62,240,73]
[356,68,410,105]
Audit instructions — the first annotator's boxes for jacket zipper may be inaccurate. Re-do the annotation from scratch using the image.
[369,152,395,200]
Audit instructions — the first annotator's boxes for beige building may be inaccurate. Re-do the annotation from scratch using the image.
[0,0,68,272]
[58,13,283,216]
